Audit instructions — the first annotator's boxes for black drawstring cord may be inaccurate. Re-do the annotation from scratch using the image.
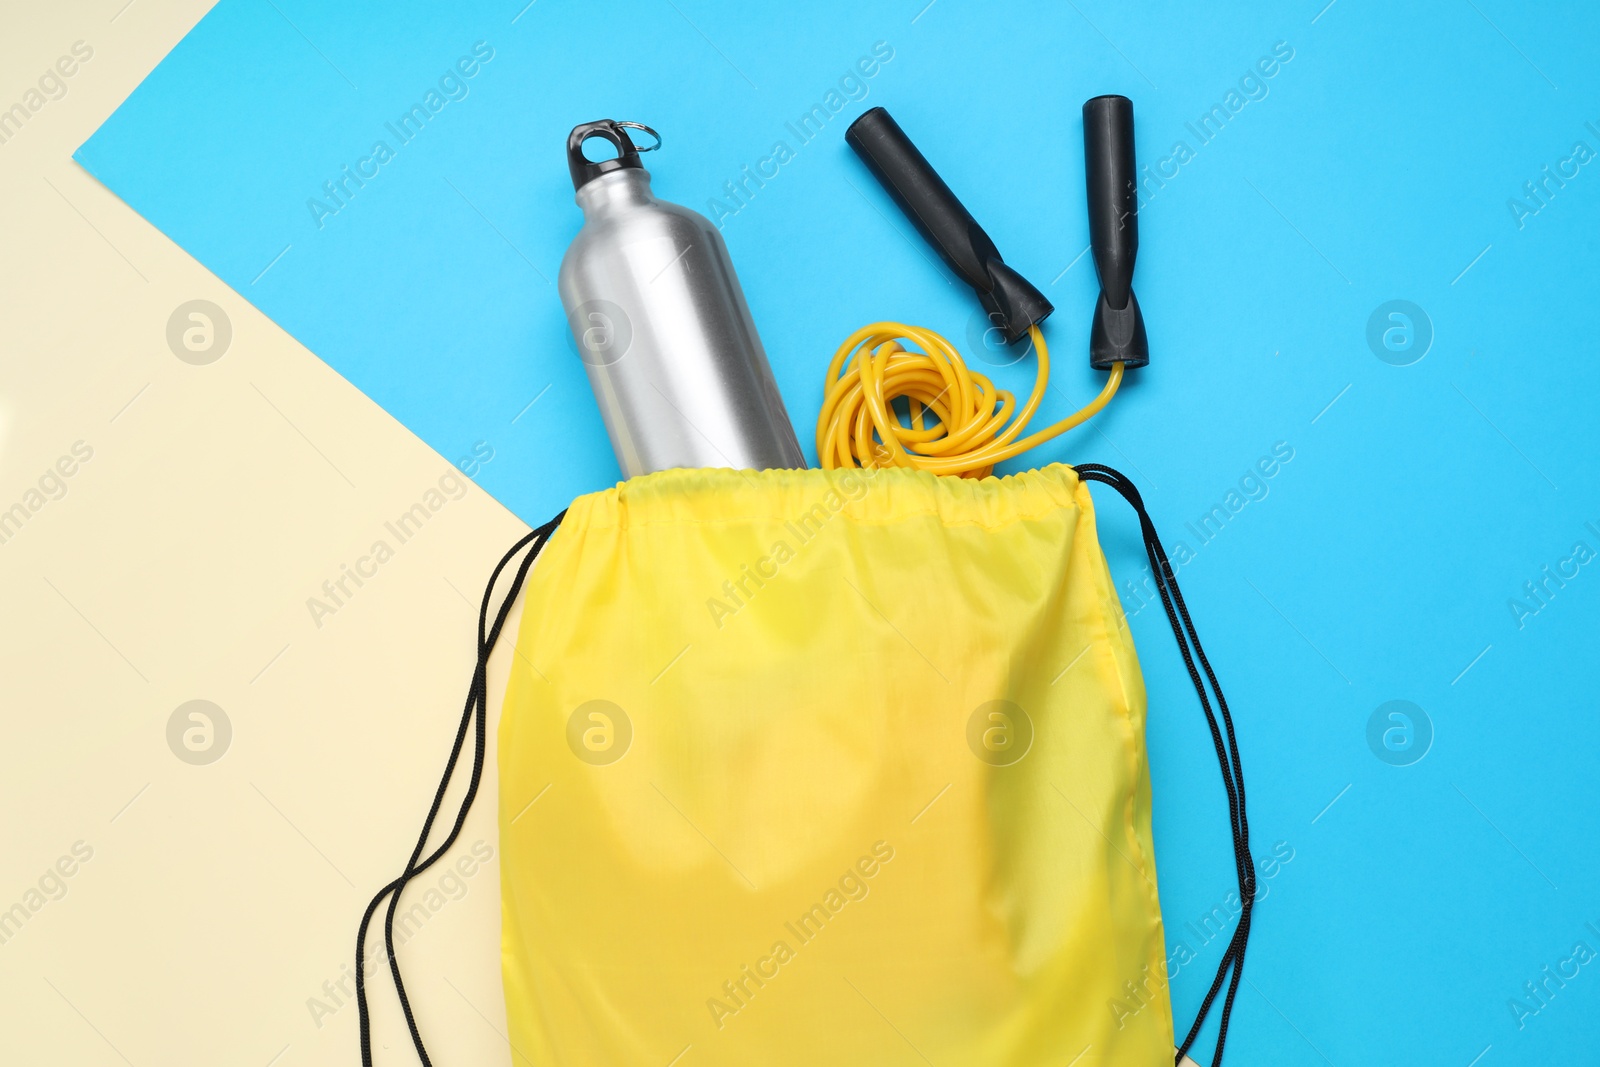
[353,471,1245,1063]
[355,510,566,1067]
[1074,464,1254,1067]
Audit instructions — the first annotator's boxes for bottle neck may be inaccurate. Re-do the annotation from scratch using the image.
[575,168,654,218]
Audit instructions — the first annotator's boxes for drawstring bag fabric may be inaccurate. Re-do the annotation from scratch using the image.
[355,463,1251,1067]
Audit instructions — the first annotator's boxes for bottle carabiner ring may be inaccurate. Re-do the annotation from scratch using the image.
[617,121,662,153]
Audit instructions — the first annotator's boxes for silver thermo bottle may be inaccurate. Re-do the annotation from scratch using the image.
[558,120,806,477]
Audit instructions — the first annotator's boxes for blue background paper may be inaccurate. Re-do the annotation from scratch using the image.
[78,0,1600,1062]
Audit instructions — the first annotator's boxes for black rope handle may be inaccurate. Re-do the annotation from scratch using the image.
[355,509,566,1067]
[1073,464,1254,1067]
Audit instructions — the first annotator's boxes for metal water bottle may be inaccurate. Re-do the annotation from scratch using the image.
[558,120,806,477]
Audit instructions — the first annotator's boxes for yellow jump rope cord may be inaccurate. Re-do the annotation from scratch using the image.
[816,322,1125,479]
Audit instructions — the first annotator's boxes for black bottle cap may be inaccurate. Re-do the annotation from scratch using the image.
[845,107,1052,346]
[567,120,645,191]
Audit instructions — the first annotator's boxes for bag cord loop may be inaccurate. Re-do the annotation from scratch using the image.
[354,510,565,1067]
[356,465,1251,1066]
[1075,463,1254,1067]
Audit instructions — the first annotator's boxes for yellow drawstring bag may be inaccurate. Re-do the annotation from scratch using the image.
[352,461,1251,1067]
[488,463,1247,1066]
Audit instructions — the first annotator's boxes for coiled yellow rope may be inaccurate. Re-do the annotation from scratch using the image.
[816,322,1124,479]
